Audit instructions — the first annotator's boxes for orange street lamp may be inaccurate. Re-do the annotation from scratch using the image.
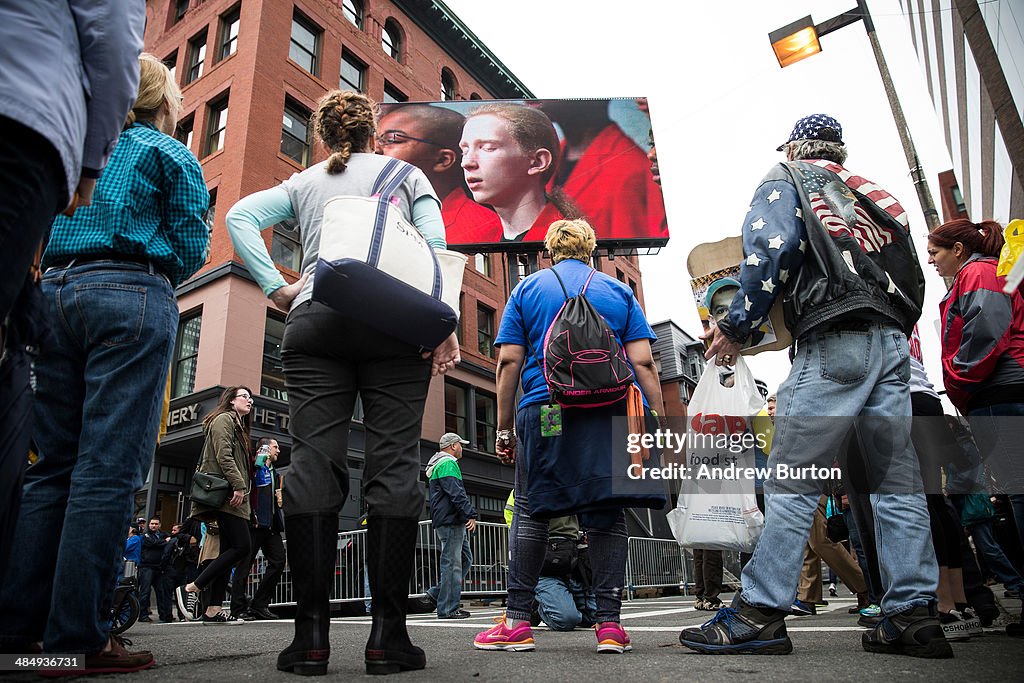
[768,0,940,231]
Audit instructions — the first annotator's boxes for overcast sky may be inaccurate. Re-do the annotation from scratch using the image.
[441,0,956,402]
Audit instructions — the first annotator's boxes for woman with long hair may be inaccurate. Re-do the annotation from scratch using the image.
[927,218,1024,634]
[224,89,459,675]
[453,103,579,244]
[176,386,254,623]
[0,53,207,672]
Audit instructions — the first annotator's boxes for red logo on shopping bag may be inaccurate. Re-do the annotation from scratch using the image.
[690,413,748,436]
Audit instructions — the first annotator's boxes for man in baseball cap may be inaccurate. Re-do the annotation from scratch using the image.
[686,111,943,658]
[423,432,476,618]
[438,432,469,449]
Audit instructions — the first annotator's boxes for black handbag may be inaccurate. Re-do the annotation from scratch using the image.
[825,495,849,542]
[190,470,231,508]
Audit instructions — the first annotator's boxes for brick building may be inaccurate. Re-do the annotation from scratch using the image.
[140,0,649,530]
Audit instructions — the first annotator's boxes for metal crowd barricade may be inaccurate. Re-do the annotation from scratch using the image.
[624,536,688,599]
[244,528,739,606]
[256,520,510,607]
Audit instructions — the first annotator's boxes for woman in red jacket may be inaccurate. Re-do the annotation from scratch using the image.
[927,218,1024,596]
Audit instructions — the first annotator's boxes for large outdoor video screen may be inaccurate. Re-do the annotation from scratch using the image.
[377,98,669,253]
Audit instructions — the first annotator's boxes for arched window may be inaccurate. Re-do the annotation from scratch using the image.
[441,68,457,101]
[469,92,482,100]
[382,18,401,61]
[342,0,363,29]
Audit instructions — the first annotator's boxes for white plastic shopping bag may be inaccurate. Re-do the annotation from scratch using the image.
[667,357,765,553]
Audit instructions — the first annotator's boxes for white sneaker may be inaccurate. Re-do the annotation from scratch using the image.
[960,607,983,638]
[940,611,971,641]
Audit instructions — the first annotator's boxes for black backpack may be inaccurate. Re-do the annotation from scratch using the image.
[522,267,635,408]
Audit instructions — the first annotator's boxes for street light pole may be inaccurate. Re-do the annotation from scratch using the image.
[770,0,942,232]
[854,0,941,231]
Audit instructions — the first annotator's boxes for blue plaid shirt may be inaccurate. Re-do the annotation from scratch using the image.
[43,122,209,287]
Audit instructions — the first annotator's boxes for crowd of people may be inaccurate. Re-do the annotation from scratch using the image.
[0,2,1021,677]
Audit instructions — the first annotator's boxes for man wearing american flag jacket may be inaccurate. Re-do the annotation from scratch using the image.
[680,115,950,659]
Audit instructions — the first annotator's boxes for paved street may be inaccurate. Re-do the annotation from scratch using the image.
[6,593,1021,681]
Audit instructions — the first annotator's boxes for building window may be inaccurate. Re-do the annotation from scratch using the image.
[474,391,497,454]
[175,0,189,23]
[441,68,457,101]
[455,293,465,343]
[381,19,401,61]
[174,115,194,150]
[289,12,321,75]
[342,0,363,29]
[158,464,188,487]
[172,312,202,398]
[469,92,482,100]
[688,355,701,380]
[164,51,178,84]
[340,50,366,93]
[444,382,467,438]
[514,253,538,281]
[281,100,311,166]
[205,95,229,155]
[262,312,287,400]
[477,303,495,358]
[652,351,662,374]
[186,31,207,83]
[218,6,240,60]
[951,185,966,214]
[383,81,406,104]
[271,221,301,271]
[474,253,491,277]
[205,188,217,234]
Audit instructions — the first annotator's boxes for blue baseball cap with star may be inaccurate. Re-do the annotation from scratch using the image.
[776,114,844,151]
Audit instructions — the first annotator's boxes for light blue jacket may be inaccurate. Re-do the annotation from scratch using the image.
[0,0,145,205]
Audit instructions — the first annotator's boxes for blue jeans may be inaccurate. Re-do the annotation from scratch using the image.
[967,403,1024,553]
[968,521,1024,592]
[741,322,938,616]
[536,575,596,630]
[428,524,472,616]
[507,436,628,624]
[0,262,177,654]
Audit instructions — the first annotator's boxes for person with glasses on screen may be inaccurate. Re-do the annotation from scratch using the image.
[377,104,500,246]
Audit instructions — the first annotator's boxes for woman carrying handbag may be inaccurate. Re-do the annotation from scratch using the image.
[176,386,254,623]
[224,90,460,676]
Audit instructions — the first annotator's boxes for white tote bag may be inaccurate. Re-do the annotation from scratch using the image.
[313,158,467,349]
[667,357,766,553]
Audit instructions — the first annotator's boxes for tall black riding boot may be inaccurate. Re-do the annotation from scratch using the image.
[278,513,338,676]
[365,516,426,675]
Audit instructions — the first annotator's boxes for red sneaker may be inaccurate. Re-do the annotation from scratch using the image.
[595,621,632,653]
[473,615,535,651]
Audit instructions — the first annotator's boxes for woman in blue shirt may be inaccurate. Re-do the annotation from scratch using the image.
[474,219,665,655]
[0,54,208,672]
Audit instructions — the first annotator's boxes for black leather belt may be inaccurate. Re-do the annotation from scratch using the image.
[822,318,876,332]
[48,254,168,281]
